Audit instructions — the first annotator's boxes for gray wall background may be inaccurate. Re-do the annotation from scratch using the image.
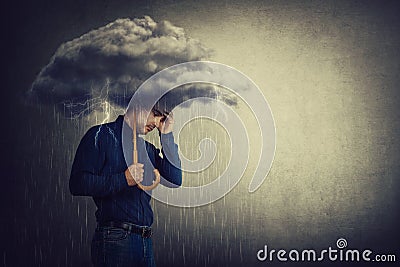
[2,0,399,266]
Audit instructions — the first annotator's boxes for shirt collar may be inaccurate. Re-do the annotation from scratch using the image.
[119,114,146,138]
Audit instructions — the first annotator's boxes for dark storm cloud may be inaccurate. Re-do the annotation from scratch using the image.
[27,16,237,116]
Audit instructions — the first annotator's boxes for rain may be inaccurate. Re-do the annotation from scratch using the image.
[15,83,261,266]
[6,2,400,266]
[17,16,259,267]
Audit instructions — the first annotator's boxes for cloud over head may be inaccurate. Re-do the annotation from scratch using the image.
[28,16,238,117]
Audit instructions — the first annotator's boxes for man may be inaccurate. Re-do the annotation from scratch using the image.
[69,105,182,267]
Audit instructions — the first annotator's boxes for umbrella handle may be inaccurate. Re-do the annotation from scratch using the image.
[137,169,161,191]
[132,110,160,191]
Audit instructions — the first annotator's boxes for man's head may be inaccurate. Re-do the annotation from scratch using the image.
[125,105,169,135]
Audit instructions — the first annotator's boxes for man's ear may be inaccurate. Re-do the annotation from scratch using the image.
[154,116,162,128]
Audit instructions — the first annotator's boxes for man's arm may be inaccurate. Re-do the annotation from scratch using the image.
[155,132,182,187]
[69,127,130,197]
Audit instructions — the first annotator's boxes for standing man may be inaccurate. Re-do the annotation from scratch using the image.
[69,105,182,267]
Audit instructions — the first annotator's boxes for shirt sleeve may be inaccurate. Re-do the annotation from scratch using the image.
[69,127,129,197]
[155,131,182,188]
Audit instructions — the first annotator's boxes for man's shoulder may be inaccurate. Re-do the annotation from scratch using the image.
[86,116,121,132]
[82,117,121,145]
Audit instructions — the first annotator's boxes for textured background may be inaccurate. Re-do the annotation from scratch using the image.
[2,0,399,266]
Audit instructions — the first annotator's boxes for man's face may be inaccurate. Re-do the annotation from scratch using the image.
[136,110,164,135]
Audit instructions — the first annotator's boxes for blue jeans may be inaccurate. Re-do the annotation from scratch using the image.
[91,225,156,267]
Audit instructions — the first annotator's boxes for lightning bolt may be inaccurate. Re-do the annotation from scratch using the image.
[62,78,125,123]
[63,79,126,148]
[106,126,118,145]
[94,125,101,149]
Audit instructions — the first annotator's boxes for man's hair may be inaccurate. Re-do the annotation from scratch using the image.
[126,103,171,118]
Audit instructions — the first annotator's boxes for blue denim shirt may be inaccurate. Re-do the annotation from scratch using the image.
[69,115,182,226]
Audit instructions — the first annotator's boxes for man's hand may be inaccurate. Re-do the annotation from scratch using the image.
[156,112,174,134]
[125,163,144,186]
